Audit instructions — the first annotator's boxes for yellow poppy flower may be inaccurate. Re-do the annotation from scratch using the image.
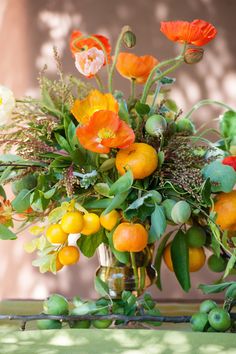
[71,89,119,125]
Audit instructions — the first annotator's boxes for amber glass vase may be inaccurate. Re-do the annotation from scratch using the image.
[96,243,157,299]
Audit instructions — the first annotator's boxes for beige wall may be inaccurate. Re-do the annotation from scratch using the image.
[0,0,236,300]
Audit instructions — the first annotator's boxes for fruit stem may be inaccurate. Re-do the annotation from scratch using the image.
[130,78,136,100]
[130,252,139,295]
[183,99,235,120]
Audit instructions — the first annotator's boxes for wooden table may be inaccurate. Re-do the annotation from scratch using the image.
[0,300,235,354]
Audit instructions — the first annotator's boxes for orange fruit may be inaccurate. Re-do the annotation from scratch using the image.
[113,222,148,252]
[81,213,101,236]
[115,143,158,179]
[61,211,84,233]
[58,246,80,265]
[100,210,120,231]
[163,243,206,272]
[213,191,236,231]
[46,224,68,244]
[55,256,64,271]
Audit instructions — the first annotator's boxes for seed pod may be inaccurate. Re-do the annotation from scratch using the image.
[184,48,204,64]
[123,30,136,48]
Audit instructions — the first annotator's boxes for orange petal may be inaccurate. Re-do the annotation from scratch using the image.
[76,125,110,153]
[102,120,135,149]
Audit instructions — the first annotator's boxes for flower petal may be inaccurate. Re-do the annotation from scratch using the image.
[102,120,135,149]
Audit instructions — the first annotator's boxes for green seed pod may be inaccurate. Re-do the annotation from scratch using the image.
[171,201,191,224]
[145,114,167,136]
[176,118,195,134]
[99,158,116,172]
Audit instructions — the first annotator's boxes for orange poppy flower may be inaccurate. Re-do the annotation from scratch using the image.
[71,89,119,125]
[116,53,158,84]
[76,110,135,153]
[70,30,111,64]
[160,20,217,46]
[0,197,12,224]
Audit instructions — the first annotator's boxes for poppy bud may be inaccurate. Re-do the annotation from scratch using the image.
[122,28,136,48]
[184,48,204,64]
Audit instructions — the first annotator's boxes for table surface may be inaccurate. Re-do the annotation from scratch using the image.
[0,300,235,354]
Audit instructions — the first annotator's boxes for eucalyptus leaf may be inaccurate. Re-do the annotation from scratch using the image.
[202,160,236,193]
[198,282,234,294]
[94,276,110,297]
[12,189,31,213]
[223,251,236,278]
[77,230,106,257]
[135,102,150,115]
[148,204,167,243]
[109,170,133,196]
[55,133,73,153]
[103,191,129,215]
[0,225,17,240]
[94,183,111,197]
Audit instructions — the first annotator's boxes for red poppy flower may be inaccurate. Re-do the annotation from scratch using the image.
[76,110,135,153]
[222,156,236,171]
[160,20,217,46]
[70,30,111,64]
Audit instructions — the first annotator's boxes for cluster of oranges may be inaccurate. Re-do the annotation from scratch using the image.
[46,209,121,271]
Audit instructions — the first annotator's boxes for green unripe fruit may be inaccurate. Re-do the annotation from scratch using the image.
[199,300,218,314]
[225,283,236,300]
[145,115,167,136]
[208,308,231,332]
[37,319,62,330]
[176,119,195,134]
[70,320,91,329]
[186,226,206,248]
[161,199,177,221]
[207,254,227,273]
[165,99,178,113]
[12,175,37,195]
[171,201,191,224]
[92,308,112,329]
[43,294,69,316]
[190,312,209,332]
[122,30,136,48]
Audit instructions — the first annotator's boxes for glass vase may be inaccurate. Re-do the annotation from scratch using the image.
[96,243,157,299]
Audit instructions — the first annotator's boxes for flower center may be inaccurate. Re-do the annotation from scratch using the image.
[98,128,116,140]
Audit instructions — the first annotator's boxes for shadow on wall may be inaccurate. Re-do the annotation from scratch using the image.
[0,0,236,299]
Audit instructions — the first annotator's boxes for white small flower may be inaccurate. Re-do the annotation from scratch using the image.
[0,85,15,126]
[75,47,105,77]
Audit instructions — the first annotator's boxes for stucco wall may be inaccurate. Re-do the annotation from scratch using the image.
[0,0,235,300]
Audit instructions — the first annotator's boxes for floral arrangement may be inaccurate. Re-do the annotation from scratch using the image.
[0,19,236,296]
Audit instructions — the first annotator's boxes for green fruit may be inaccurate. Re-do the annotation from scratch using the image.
[186,226,206,248]
[225,283,236,300]
[145,307,162,327]
[207,326,217,332]
[145,115,167,136]
[70,320,91,329]
[112,305,125,325]
[37,319,62,330]
[207,255,227,273]
[43,294,69,316]
[208,308,231,332]
[176,119,195,134]
[190,312,209,332]
[171,201,191,224]
[199,300,218,314]
[162,199,176,221]
[165,99,178,113]
[92,309,112,329]
[12,175,37,195]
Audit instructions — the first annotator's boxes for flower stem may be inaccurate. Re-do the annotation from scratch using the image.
[130,252,139,295]
[183,99,236,120]
[130,79,136,100]
[108,26,131,93]
[94,74,104,92]
[140,43,187,104]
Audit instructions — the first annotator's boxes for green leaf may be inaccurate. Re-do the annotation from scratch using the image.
[202,160,236,193]
[198,282,234,294]
[160,76,176,85]
[0,154,25,163]
[223,251,236,278]
[0,186,6,199]
[55,133,73,153]
[77,230,106,257]
[106,230,129,264]
[125,191,162,211]
[67,121,78,149]
[208,220,221,257]
[30,191,50,212]
[154,230,175,290]
[44,188,57,199]
[171,230,191,292]
[135,102,150,116]
[103,191,130,215]
[149,204,167,243]
[41,87,63,118]
[0,166,12,184]
[83,198,111,209]
[94,183,111,197]
[71,302,97,315]
[12,189,31,212]
[118,99,130,123]
[200,178,212,206]
[48,203,69,223]
[158,151,165,167]
[0,225,17,240]
[109,170,133,196]
[220,110,236,138]
[94,276,110,297]
[49,156,72,169]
